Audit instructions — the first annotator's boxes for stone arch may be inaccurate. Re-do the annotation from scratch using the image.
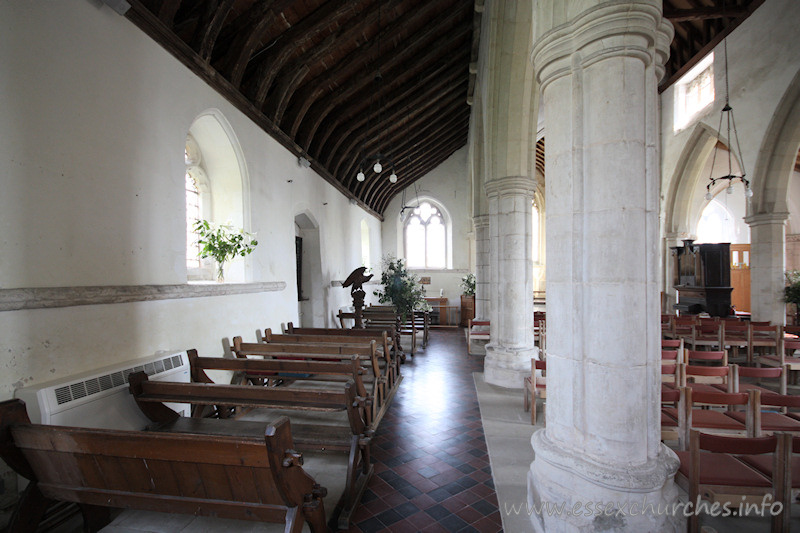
[750,70,800,216]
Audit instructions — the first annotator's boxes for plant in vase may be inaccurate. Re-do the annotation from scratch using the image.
[193,220,258,282]
[373,255,431,322]
[784,270,800,324]
[460,273,476,296]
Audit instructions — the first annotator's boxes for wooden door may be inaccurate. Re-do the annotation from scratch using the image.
[730,244,750,313]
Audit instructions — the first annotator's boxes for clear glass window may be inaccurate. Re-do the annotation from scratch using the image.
[404,201,446,268]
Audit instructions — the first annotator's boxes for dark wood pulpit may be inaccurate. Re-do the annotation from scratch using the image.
[672,240,733,317]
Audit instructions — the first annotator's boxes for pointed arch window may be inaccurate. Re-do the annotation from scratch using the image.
[404,201,447,269]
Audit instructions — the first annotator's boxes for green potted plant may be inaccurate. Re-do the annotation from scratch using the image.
[460,273,476,297]
[373,255,430,322]
[460,273,476,326]
[784,270,800,324]
[193,220,258,282]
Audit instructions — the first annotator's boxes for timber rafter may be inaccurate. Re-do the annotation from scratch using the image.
[122,0,763,216]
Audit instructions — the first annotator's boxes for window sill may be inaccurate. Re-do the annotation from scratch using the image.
[0,281,287,311]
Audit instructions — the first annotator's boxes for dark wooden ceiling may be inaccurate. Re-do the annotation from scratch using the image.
[122,0,763,217]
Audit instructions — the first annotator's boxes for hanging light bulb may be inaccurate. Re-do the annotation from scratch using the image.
[705,191,713,201]
[373,161,382,173]
[726,184,734,195]
[357,170,365,182]
[389,172,397,183]
[745,186,753,198]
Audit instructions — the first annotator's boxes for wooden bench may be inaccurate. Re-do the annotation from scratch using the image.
[0,399,328,533]
[363,306,420,356]
[190,349,375,425]
[128,372,371,530]
[261,330,400,393]
[235,336,400,426]
[281,323,402,374]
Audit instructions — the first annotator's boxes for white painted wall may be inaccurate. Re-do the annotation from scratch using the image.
[0,0,381,409]
[381,147,473,307]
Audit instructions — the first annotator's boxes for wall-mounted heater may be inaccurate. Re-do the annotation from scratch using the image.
[14,351,190,430]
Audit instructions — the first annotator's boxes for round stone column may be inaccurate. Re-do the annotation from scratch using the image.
[473,214,491,321]
[483,175,538,388]
[528,3,681,531]
[746,213,789,324]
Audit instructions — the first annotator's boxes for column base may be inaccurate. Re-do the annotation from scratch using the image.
[528,430,683,532]
[484,344,538,388]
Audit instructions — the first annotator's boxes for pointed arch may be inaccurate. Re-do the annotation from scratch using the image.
[750,70,800,216]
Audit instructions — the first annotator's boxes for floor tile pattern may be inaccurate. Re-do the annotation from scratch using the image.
[348,328,502,532]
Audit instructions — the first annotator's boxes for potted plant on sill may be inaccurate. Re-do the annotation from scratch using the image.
[373,255,430,322]
[193,220,258,282]
[460,273,476,327]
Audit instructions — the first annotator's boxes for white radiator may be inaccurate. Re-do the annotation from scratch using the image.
[14,351,190,430]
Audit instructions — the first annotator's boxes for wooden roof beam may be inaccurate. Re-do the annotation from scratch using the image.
[316,51,468,167]
[307,21,471,157]
[243,1,366,104]
[664,6,747,22]
[263,0,408,123]
[284,1,468,142]
[273,0,462,130]
[217,0,298,86]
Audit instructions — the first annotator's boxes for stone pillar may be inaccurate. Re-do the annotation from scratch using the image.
[483,175,538,388]
[473,214,491,320]
[746,213,788,324]
[528,3,681,531]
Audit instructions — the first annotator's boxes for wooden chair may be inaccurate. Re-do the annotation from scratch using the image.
[725,364,787,397]
[683,364,731,394]
[671,388,757,450]
[686,349,727,366]
[738,393,800,437]
[760,339,800,372]
[662,338,685,363]
[523,359,546,425]
[674,430,790,533]
[722,319,750,362]
[664,315,697,340]
[686,321,724,352]
[661,387,681,441]
[661,362,683,392]
[750,324,783,366]
[467,319,490,355]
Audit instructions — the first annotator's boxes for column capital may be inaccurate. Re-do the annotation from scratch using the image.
[484,175,536,199]
[472,214,490,229]
[745,212,789,227]
[531,1,673,91]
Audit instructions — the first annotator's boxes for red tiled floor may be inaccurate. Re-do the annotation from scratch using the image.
[347,328,500,532]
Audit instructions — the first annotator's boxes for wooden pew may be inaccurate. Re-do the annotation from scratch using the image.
[128,372,371,530]
[260,329,400,392]
[0,399,328,533]
[282,322,402,370]
[234,336,400,426]
[363,306,419,356]
[189,349,375,426]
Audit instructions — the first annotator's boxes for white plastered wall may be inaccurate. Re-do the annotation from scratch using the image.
[0,1,381,406]
[381,147,472,304]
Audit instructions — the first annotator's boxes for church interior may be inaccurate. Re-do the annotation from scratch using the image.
[2,0,800,531]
